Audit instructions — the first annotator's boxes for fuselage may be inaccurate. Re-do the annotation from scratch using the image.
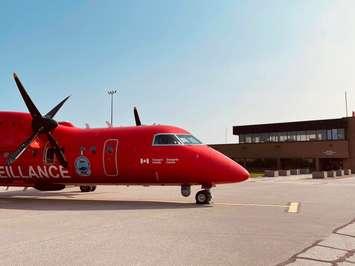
[0,112,250,188]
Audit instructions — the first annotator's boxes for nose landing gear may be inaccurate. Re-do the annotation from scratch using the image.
[195,190,212,204]
[180,184,213,204]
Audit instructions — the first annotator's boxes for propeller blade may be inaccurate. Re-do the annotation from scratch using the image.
[46,132,68,167]
[13,73,42,119]
[11,73,69,168]
[134,107,142,126]
[45,96,70,119]
[6,130,41,165]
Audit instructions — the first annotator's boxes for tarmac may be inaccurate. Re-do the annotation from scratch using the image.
[0,174,355,265]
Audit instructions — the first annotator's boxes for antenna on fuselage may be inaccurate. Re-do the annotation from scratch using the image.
[134,107,142,126]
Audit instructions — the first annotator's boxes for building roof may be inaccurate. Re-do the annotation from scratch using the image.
[233,118,348,135]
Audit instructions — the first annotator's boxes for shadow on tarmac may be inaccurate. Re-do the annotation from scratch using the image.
[0,190,206,211]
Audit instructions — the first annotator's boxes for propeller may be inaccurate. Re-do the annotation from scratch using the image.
[6,73,70,167]
[134,107,142,126]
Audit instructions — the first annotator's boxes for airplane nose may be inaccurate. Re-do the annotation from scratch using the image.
[205,148,250,183]
[236,163,250,181]
[214,160,250,183]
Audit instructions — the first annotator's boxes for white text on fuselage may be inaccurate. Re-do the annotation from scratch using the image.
[0,165,71,179]
[140,158,180,165]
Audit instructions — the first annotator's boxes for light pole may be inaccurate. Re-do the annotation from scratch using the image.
[345,91,349,117]
[107,90,117,126]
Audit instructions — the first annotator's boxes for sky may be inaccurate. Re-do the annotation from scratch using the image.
[0,0,354,144]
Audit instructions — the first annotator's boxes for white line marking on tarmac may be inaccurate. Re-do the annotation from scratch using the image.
[1,195,300,213]
[215,201,300,213]
[288,202,300,213]
[140,200,294,210]
[214,203,289,208]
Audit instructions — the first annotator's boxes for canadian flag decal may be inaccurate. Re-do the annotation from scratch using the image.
[140,158,150,165]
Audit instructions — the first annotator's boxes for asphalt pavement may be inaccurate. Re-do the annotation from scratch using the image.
[0,174,354,265]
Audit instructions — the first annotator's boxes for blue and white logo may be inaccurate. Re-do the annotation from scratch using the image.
[75,156,91,176]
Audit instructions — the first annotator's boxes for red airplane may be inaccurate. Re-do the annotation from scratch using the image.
[0,73,250,204]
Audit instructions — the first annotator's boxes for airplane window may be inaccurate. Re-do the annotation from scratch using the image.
[45,147,56,164]
[90,146,97,154]
[177,135,202,145]
[153,134,182,145]
[106,145,114,154]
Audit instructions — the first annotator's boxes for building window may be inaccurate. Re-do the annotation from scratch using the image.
[245,135,252,143]
[317,130,327,140]
[270,133,279,142]
[297,131,306,141]
[307,130,317,141]
[331,129,338,140]
[237,127,345,144]
[288,132,297,142]
[260,133,268,143]
[327,130,333,140]
[337,128,345,140]
[253,134,260,143]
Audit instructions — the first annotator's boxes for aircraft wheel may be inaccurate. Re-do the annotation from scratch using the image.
[90,186,96,192]
[80,186,91,192]
[181,185,191,197]
[195,190,212,204]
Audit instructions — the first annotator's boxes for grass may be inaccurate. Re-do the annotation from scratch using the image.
[250,172,264,178]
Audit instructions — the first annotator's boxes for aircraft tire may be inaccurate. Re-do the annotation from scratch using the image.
[181,185,191,197]
[90,186,97,192]
[80,185,92,192]
[195,190,212,204]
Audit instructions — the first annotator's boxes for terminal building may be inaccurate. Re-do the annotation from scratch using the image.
[211,117,355,172]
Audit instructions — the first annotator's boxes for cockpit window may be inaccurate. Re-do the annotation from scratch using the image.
[177,135,202,145]
[153,134,182,145]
